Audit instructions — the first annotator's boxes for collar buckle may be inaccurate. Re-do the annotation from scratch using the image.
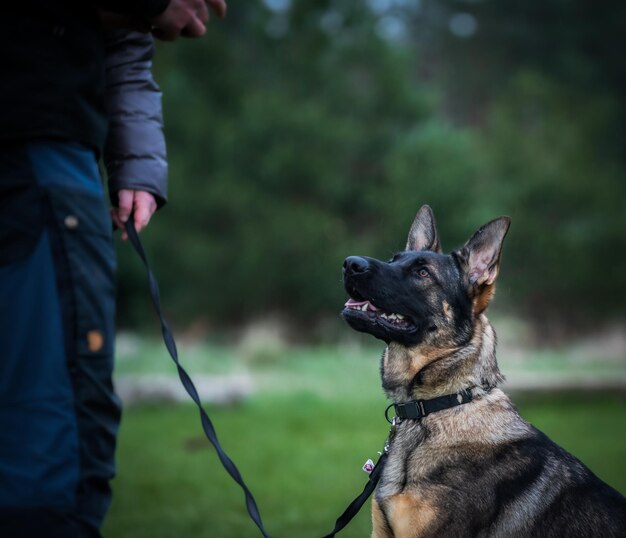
[384,402,396,424]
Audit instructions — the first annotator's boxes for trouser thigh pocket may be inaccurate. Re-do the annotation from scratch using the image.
[46,186,121,529]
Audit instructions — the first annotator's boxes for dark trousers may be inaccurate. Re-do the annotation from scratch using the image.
[0,141,120,537]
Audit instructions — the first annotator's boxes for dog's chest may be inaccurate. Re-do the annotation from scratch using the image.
[376,421,433,497]
[374,425,447,537]
[376,406,501,498]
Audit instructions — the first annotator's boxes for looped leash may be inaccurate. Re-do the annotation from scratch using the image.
[124,219,272,538]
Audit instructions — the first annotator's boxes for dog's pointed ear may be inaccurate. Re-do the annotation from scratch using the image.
[405,205,442,253]
[457,216,510,313]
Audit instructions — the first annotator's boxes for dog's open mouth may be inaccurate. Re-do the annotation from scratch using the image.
[343,297,416,332]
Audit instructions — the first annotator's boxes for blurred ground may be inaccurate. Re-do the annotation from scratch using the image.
[104,320,626,537]
[104,396,625,538]
[113,314,626,401]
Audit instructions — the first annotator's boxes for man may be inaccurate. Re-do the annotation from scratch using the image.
[0,1,226,536]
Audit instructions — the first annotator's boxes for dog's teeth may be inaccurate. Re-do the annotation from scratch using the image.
[361,304,368,311]
[396,314,404,320]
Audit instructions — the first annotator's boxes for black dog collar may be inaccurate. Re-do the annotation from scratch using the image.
[385,388,474,423]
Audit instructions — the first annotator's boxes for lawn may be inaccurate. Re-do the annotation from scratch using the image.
[104,343,626,538]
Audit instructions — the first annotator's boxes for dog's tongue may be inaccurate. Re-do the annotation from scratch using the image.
[344,298,379,311]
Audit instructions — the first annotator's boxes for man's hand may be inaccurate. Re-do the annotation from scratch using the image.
[151,0,227,41]
[111,190,158,241]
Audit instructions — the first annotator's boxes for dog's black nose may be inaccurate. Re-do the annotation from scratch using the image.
[343,256,370,275]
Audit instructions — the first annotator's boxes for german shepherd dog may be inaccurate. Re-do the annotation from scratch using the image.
[341,205,626,537]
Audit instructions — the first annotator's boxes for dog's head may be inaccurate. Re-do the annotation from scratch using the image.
[342,205,510,349]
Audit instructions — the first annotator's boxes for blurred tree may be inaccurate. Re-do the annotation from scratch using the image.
[115,0,626,335]
[405,0,626,324]
[481,72,626,322]
[117,0,436,328]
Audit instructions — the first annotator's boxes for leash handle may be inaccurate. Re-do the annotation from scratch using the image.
[321,452,387,538]
[124,219,273,538]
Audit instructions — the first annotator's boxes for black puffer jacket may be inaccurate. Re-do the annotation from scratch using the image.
[0,0,169,204]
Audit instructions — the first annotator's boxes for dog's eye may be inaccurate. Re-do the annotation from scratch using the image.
[417,268,430,278]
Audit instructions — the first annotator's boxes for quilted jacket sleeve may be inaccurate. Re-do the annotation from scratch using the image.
[103,29,168,208]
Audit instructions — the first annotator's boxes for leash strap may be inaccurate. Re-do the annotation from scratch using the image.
[124,219,272,538]
[321,452,388,538]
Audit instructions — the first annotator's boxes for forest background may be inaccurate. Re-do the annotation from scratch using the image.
[115,0,626,343]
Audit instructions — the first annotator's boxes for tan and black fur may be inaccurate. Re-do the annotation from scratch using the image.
[341,205,626,537]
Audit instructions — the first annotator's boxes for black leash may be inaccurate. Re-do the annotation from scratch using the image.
[124,219,272,538]
[321,451,388,538]
[124,218,477,538]
[125,217,386,537]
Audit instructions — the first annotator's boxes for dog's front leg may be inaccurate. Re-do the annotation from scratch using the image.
[373,493,440,538]
[372,498,395,538]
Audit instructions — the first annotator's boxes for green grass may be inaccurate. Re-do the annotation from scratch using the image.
[104,342,626,538]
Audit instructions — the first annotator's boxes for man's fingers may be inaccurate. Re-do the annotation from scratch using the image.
[155,16,205,40]
[133,192,158,233]
[134,206,151,233]
[117,190,134,223]
[181,16,206,38]
[150,0,217,41]
[111,208,129,241]
[197,1,209,23]
[207,0,227,18]
[112,190,156,239]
